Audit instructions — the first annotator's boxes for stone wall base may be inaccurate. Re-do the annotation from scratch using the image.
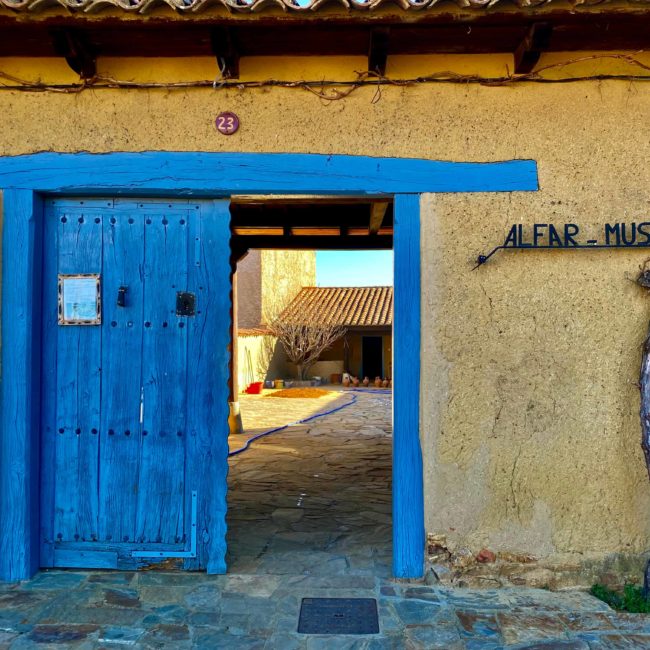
[426,534,650,591]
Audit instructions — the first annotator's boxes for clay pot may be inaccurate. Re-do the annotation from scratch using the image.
[342,377,350,388]
[362,377,370,387]
[382,378,389,388]
[374,377,382,388]
[352,377,360,387]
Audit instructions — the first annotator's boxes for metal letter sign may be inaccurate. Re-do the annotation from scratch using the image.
[476,221,650,268]
[58,274,101,325]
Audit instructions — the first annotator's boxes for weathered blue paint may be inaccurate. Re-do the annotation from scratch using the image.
[0,152,539,582]
[53,549,118,569]
[392,194,425,579]
[183,200,232,574]
[132,491,198,559]
[0,190,43,582]
[36,199,230,572]
[0,152,539,195]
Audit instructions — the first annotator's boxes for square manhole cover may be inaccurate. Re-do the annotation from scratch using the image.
[297,597,379,635]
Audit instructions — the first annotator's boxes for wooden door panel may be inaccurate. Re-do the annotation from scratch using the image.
[53,209,102,543]
[40,198,231,572]
[99,208,145,544]
[137,210,189,545]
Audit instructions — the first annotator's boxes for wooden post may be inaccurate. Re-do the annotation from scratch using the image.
[392,193,424,579]
[228,270,243,434]
[0,190,43,581]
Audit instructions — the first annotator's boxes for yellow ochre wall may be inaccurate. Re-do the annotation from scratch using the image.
[2,52,650,574]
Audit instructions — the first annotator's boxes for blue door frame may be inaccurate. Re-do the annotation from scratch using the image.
[0,152,538,582]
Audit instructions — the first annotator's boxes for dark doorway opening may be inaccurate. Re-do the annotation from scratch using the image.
[362,336,383,379]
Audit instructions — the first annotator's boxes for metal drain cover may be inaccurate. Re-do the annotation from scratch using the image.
[298,597,379,635]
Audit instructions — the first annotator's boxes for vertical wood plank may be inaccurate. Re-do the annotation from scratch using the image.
[185,200,231,573]
[393,193,424,579]
[40,202,58,567]
[137,208,188,544]
[0,189,43,581]
[99,209,144,544]
[53,207,102,544]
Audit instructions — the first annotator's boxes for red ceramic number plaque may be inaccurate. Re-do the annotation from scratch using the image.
[215,112,240,135]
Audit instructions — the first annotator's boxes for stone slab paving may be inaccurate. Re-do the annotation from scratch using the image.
[2,571,650,648]
[228,389,393,577]
[2,391,650,648]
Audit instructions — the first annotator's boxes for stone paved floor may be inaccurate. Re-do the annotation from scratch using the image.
[228,389,393,576]
[2,571,650,648]
[3,389,650,648]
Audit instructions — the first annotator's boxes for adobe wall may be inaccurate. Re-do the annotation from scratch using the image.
[2,51,650,584]
[236,251,263,330]
[260,250,316,322]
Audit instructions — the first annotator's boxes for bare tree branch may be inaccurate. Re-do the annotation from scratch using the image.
[268,317,346,380]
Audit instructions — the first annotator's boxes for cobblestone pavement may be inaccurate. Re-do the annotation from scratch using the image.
[2,390,650,648]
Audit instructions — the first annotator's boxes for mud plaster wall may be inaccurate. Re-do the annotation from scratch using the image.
[1,52,650,559]
[237,333,286,386]
[236,250,263,330]
[260,250,316,322]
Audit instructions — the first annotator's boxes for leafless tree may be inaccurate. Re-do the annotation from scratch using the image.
[267,318,346,380]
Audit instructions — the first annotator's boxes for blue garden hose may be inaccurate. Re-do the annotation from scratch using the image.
[228,388,391,457]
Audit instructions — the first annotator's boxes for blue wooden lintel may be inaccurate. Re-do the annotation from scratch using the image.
[0,152,538,195]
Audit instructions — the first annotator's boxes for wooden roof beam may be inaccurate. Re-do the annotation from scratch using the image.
[51,28,96,79]
[211,26,240,80]
[369,201,390,235]
[368,27,390,76]
[513,23,553,74]
[230,235,393,250]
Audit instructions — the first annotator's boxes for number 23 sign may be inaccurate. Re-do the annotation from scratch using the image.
[215,112,240,135]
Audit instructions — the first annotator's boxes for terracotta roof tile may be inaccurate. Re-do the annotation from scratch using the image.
[2,0,647,12]
[280,286,392,328]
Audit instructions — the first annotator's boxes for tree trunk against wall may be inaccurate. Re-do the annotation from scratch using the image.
[636,267,650,598]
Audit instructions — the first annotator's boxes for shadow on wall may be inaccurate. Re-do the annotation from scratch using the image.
[239,334,289,386]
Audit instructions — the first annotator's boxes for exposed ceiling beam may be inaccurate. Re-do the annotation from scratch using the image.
[211,26,240,79]
[369,201,390,235]
[291,227,340,236]
[230,235,392,250]
[513,22,553,74]
[51,28,97,79]
[368,27,390,76]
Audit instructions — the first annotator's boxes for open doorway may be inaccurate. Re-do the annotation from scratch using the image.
[362,336,384,379]
[226,198,394,577]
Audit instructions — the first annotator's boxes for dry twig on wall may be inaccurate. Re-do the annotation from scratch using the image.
[1,53,650,97]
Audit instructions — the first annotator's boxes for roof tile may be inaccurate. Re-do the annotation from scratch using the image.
[280,286,392,328]
[2,0,646,13]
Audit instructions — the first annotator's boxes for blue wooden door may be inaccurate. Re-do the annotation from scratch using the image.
[40,198,231,572]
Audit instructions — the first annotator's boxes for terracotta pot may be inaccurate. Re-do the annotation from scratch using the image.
[374,377,382,388]
[342,377,350,388]
[362,377,370,387]
[382,378,389,388]
[352,377,360,387]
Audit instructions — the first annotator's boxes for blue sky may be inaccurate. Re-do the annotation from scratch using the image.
[316,250,393,287]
